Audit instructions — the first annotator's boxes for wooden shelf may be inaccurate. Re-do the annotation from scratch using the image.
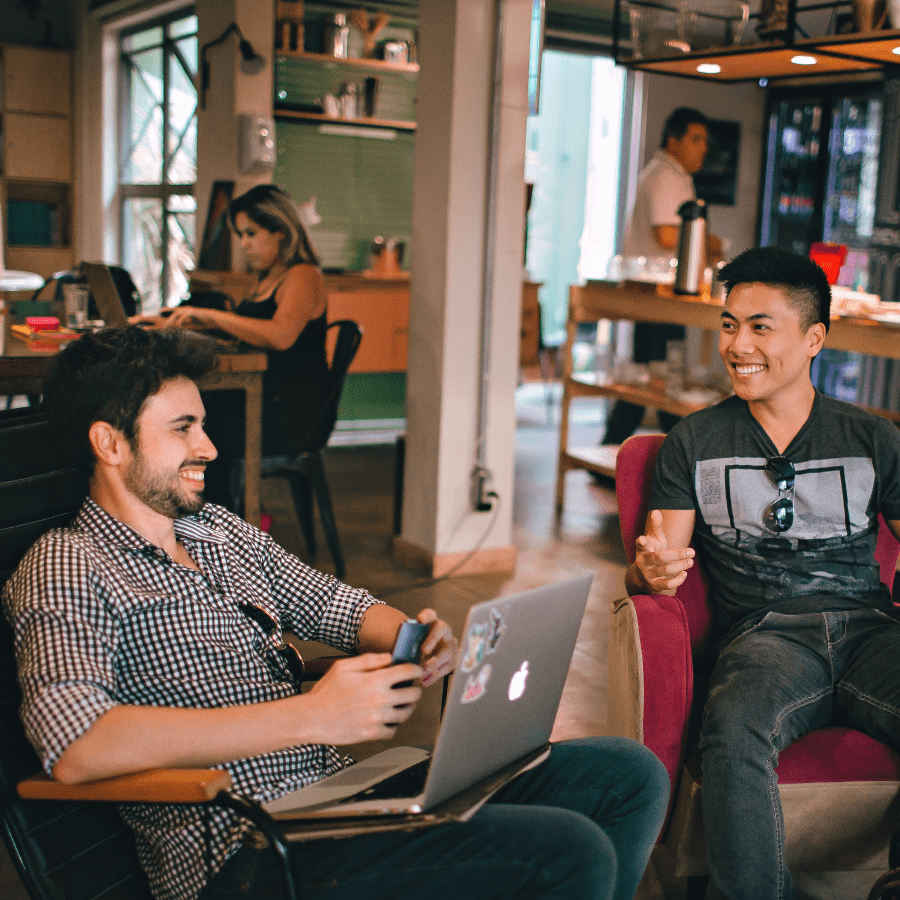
[569,373,723,418]
[274,107,416,131]
[276,49,419,74]
[560,445,621,480]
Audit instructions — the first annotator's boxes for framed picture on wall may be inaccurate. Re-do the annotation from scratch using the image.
[694,120,740,206]
[198,181,235,271]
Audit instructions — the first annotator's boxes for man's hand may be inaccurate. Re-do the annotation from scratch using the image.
[305,654,423,745]
[415,609,458,687]
[631,509,695,595]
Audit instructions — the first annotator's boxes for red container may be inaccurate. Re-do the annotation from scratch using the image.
[26,316,60,332]
[809,242,848,285]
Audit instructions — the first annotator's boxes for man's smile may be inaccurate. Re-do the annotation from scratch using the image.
[731,363,767,376]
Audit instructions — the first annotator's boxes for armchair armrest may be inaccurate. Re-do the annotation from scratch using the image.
[18,768,233,803]
[607,593,693,796]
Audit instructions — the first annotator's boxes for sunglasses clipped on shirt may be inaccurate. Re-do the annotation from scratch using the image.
[239,601,305,690]
[763,455,795,533]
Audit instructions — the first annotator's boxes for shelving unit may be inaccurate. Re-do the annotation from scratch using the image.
[276,49,419,75]
[612,0,900,83]
[0,43,74,279]
[275,49,418,131]
[274,107,416,131]
[555,281,726,513]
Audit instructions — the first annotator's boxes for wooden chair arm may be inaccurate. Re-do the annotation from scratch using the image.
[18,768,233,803]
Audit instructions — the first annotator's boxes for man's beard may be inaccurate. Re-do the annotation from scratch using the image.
[123,448,205,519]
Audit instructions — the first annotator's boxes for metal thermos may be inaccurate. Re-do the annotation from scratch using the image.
[674,199,707,295]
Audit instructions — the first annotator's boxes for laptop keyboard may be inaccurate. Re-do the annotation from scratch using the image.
[340,758,431,802]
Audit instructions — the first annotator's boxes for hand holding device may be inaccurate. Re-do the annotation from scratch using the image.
[391,619,430,665]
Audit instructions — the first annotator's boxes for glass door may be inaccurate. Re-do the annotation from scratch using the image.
[822,90,881,290]
[759,95,825,256]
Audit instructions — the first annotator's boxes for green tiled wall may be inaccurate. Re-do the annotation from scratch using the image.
[274,56,416,272]
[275,56,413,422]
[338,372,406,421]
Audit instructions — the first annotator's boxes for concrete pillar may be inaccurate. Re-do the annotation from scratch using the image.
[394,0,532,576]
[195,0,275,242]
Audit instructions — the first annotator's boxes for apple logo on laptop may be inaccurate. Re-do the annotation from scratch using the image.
[508,661,529,701]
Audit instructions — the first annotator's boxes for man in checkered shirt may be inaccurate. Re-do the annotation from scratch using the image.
[4,326,668,900]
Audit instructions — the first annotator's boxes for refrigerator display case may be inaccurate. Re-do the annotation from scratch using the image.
[759,85,881,292]
[758,84,882,404]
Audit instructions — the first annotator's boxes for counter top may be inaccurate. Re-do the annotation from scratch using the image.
[573,281,900,363]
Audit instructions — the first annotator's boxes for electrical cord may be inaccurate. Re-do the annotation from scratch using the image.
[377,491,501,598]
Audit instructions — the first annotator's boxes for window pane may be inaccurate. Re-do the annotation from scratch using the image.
[168,118,197,184]
[124,48,164,184]
[122,198,163,312]
[167,199,196,305]
[170,15,198,41]
[119,12,197,308]
[166,46,198,183]
[122,26,162,54]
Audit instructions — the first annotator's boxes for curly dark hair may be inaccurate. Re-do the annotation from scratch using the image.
[42,326,219,476]
[718,246,832,334]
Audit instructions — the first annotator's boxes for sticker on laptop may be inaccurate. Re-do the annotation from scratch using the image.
[461,664,492,703]
[461,622,487,672]
[485,605,509,655]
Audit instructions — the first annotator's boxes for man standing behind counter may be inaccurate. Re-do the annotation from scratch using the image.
[601,107,723,448]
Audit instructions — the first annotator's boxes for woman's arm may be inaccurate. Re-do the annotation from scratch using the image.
[160,264,327,351]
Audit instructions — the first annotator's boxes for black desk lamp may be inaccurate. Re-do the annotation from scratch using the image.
[199,22,266,109]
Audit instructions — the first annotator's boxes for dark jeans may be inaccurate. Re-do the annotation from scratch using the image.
[211,737,669,900]
[699,609,900,900]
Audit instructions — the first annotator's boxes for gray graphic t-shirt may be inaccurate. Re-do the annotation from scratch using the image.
[650,392,900,636]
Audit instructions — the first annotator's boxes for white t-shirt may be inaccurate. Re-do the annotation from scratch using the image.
[623,148,696,260]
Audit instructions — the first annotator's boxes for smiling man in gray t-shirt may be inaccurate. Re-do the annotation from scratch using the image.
[626,246,900,900]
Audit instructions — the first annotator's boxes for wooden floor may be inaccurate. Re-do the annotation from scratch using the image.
[0,386,883,899]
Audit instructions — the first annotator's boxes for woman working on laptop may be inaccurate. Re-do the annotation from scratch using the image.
[134,184,327,508]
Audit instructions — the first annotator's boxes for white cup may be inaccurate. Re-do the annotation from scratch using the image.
[63,283,89,329]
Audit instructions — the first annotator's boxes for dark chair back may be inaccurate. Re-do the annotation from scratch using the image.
[296,320,362,453]
[0,415,154,900]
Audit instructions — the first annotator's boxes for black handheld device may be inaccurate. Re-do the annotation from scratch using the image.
[391,619,430,665]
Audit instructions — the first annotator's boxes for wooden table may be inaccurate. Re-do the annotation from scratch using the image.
[0,316,268,526]
[555,280,900,512]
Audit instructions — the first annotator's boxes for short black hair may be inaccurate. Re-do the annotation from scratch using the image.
[42,326,219,477]
[718,246,832,333]
[661,107,709,147]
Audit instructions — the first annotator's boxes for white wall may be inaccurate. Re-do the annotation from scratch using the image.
[639,73,767,256]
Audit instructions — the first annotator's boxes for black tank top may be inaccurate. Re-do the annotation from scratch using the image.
[234,277,329,454]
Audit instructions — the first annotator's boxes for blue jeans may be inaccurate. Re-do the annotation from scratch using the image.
[212,737,669,900]
[699,609,900,900]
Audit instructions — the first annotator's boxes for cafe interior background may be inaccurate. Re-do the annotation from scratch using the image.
[3,0,900,893]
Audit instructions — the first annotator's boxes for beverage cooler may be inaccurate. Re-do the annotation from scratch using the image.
[758,84,882,403]
[759,85,881,290]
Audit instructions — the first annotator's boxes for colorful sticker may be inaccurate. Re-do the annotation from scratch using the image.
[461,622,487,672]
[485,605,509,655]
[461,664,492,704]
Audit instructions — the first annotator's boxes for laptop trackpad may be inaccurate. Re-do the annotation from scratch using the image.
[264,746,430,814]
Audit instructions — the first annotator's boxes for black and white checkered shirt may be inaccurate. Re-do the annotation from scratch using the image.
[3,499,381,900]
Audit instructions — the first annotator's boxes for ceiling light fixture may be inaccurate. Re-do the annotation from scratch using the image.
[696,63,721,74]
[892,46,900,55]
[790,54,818,65]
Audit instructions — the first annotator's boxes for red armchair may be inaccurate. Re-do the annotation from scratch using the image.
[607,433,900,893]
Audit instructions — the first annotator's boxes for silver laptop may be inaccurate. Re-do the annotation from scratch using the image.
[263,574,593,820]
[82,262,129,327]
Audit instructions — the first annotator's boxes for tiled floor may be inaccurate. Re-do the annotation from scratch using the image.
[0,385,888,899]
